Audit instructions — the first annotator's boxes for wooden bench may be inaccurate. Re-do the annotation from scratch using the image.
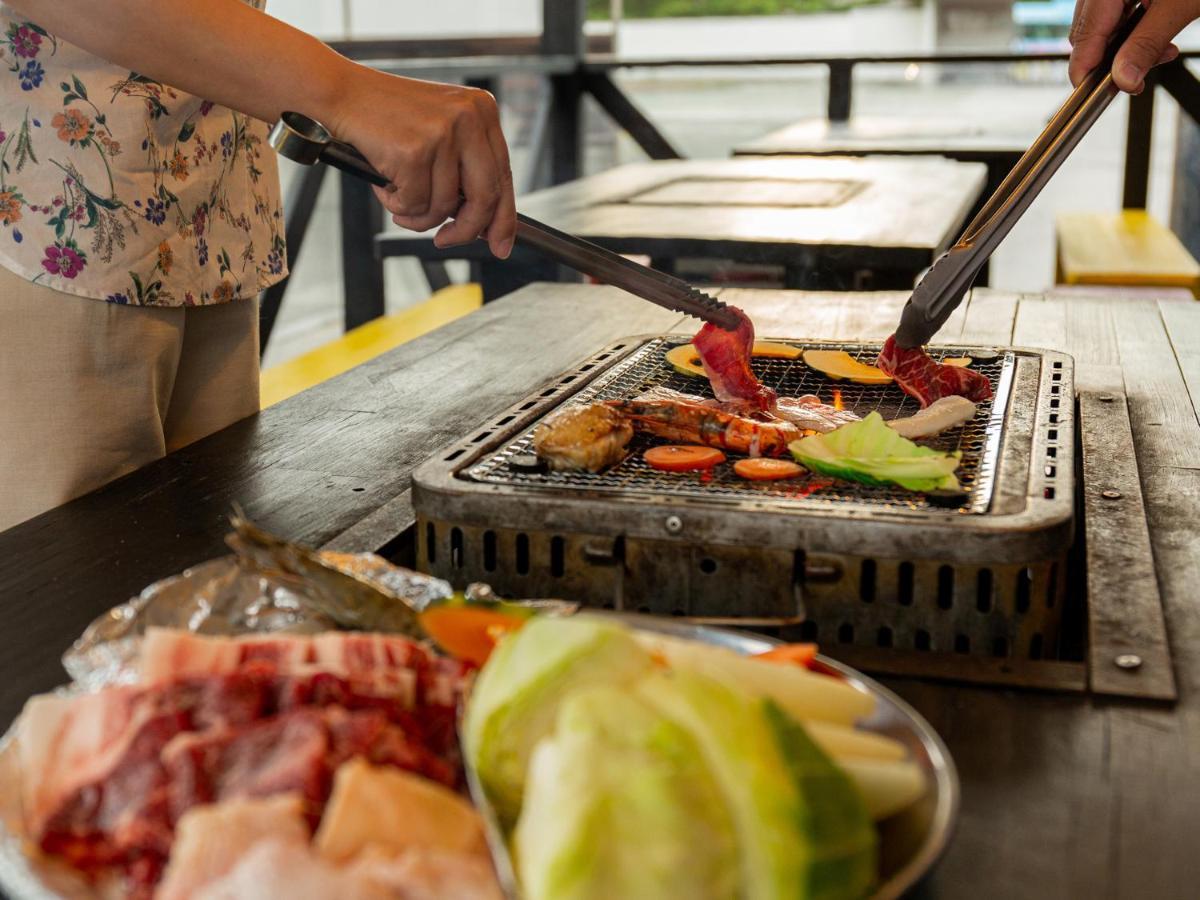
[1056,210,1200,298]
[260,284,482,408]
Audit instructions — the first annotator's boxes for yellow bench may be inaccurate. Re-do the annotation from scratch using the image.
[1056,210,1200,298]
[260,283,483,408]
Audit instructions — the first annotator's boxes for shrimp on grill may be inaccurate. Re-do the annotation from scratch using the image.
[606,393,800,458]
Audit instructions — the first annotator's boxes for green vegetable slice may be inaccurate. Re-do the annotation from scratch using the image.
[515,686,739,900]
[762,702,879,900]
[463,615,654,825]
[789,411,962,492]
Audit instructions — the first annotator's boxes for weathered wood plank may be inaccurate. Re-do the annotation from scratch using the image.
[956,290,1019,345]
[1158,299,1200,430]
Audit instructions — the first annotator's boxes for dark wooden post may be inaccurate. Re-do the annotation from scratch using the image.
[827,60,854,123]
[1122,76,1155,209]
[543,0,586,185]
[340,170,386,331]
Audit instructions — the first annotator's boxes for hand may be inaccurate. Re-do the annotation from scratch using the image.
[1069,0,1189,93]
[330,67,517,258]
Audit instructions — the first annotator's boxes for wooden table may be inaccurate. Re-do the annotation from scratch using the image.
[2,284,1199,898]
[377,156,986,297]
[733,115,1031,200]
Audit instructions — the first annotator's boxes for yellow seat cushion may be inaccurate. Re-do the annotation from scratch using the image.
[1056,210,1200,296]
[260,283,483,408]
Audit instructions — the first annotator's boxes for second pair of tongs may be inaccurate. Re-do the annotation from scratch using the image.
[894,3,1147,348]
[269,112,740,330]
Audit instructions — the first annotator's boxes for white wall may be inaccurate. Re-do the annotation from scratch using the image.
[268,0,541,40]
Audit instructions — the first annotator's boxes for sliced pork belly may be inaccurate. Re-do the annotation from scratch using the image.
[155,794,309,900]
[195,840,503,900]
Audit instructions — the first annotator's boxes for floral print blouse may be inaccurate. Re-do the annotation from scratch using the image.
[0,3,285,306]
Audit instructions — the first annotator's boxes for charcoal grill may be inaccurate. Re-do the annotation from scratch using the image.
[413,334,1103,690]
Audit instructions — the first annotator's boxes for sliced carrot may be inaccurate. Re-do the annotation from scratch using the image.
[644,445,726,472]
[419,606,527,667]
[755,643,819,668]
[734,458,804,481]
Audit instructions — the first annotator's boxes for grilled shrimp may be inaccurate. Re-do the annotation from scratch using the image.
[606,394,800,458]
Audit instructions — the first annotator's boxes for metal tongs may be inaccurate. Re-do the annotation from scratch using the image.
[269,111,740,330]
[895,3,1147,348]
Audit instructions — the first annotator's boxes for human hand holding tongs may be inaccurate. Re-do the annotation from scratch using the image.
[268,112,739,330]
[894,2,1148,348]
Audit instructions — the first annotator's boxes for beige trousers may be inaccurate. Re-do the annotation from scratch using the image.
[0,265,260,532]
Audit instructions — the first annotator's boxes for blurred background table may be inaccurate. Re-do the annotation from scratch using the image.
[377,155,986,299]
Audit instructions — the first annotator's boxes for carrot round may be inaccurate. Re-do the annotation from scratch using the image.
[734,458,804,481]
[419,606,527,667]
[644,445,726,472]
[755,642,819,668]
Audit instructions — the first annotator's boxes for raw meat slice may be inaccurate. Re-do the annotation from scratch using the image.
[876,336,992,408]
[155,793,309,900]
[195,840,503,900]
[193,839,395,900]
[692,308,777,413]
[315,759,486,863]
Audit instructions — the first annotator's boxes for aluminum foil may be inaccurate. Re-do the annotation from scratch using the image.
[64,552,453,690]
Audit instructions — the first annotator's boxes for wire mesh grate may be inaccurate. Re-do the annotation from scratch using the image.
[464,338,1014,514]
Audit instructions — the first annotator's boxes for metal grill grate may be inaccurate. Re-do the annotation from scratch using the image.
[465,338,1014,514]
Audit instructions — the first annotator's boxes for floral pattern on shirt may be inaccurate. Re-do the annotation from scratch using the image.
[0,3,285,306]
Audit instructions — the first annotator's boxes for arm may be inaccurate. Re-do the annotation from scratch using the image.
[1069,0,1188,95]
[4,0,516,256]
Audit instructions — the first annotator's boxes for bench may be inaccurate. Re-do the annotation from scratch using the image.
[1056,210,1200,298]
[260,284,482,408]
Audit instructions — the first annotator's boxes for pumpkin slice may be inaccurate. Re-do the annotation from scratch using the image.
[803,350,893,385]
[665,341,801,378]
[942,356,972,367]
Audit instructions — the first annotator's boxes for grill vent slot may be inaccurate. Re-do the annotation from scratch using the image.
[859,560,876,603]
[550,536,565,577]
[515,533,530,575]
[937,566,954,610]
[450,527,464,569]
[483,531,497,572]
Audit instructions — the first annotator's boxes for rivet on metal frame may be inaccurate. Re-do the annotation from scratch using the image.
[1114,654,1143,670]
[664,515,683,534]
[1101,489,1123,500]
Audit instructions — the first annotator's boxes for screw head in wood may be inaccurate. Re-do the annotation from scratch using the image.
[1101,489,1122,500]
[1114,654,1143,670]
[664,515,683,534]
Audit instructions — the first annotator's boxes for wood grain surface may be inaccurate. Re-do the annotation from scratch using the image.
[2,283,1198,898]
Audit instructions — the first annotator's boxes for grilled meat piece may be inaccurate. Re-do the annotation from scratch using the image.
[877,335,992,408]
[533,403,633,472]
[887,395,977,439]
[692,307,777,413]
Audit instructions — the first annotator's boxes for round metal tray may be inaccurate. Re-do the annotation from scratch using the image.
[0,616,957,900]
